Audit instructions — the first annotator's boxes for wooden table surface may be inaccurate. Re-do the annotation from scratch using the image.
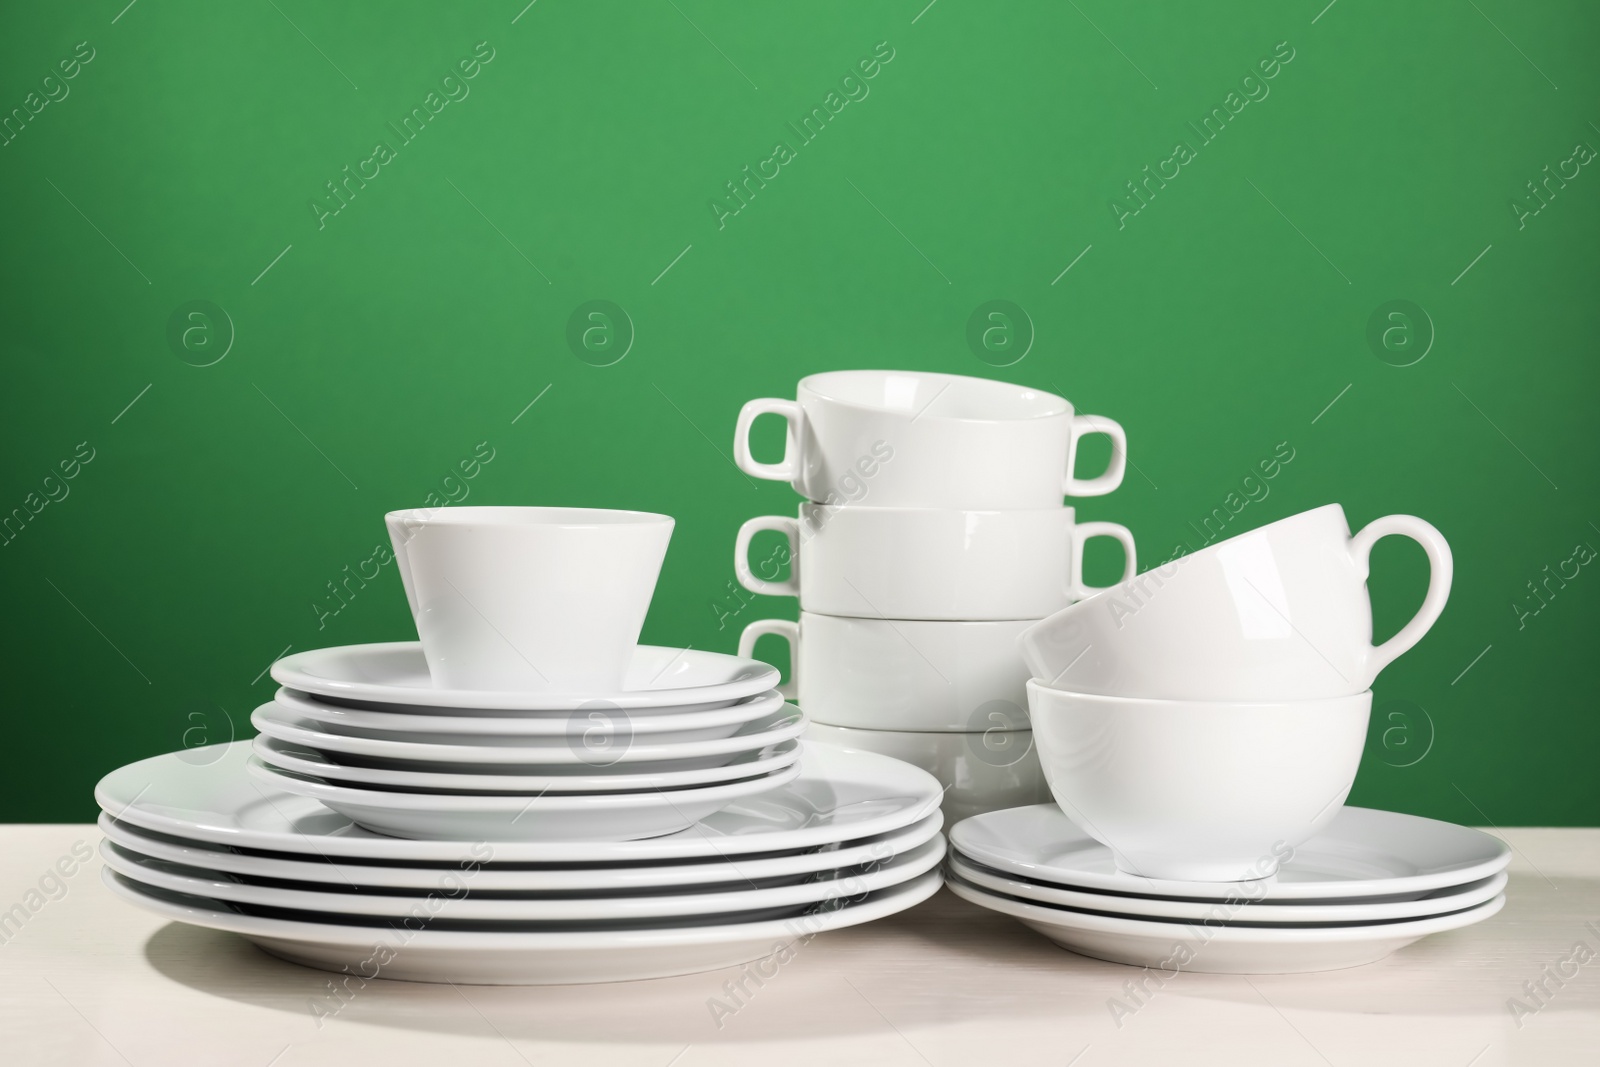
[1,824,1595,1066]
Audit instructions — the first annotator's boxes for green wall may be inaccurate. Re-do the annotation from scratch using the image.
[1,2,1595,825]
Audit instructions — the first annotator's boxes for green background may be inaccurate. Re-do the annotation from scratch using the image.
[1,1,1595,825]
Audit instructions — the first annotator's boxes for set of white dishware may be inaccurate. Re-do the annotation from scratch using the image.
[733,370,1137,823]
[949,502,1492,971]
[98,505,946,982]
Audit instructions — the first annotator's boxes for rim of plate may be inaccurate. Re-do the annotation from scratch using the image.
[950,805,1513,900]
[245,754,803,811]
[250,703,808,765]
[102,866,944,947]
[251,734,803,793]
[947,854,1511,925]
[272,687,784,736]
[94,740,944,862]
[270,643,779,710]
[947,876,1506,943]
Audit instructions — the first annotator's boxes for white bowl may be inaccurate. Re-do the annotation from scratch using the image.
[1026,681,1371,882]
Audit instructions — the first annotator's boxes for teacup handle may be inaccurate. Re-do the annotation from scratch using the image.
[1063,414,1128,497]
[733,399,801,481]
[737,618,798,701]
[734,516,800,597]
[1069,521,1137,601]
[1349,515,1454,678]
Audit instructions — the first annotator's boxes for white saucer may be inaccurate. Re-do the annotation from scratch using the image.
[96,740,944,862]
[271,642,779,711]
[275,686,783,743]
[246,756,802,842]
[948,854,1510,924]
[251,702,808,768]
[252,735,803,793]
[103,835,945,920]
[103,866,944,984]
[948,875,1506,974]
[98,810,944,891]
[951,805,1512,901]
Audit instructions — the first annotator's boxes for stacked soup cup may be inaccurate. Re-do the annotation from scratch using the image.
[1014,504,1455,882]
[731,370,1137,824]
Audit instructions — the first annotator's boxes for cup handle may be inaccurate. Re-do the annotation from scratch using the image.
[733,399,801,481]
[737,618,798,701]
[1063,414,1128,498]
[734,516,800,597]
[1069,521,1137,601]
[1349,515,1454,679]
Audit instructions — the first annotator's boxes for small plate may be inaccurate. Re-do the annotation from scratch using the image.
[252,735,802,793]
[102,835,945,920]
[273,687,781,742]
[96,740,943,862]
[246,757,802,841]
[98,810,944,891]
[951,805,1512,901]
[251,702,807,768]
[948,875,1505,974]
[271,642,778,711]
[948,854,1510,924]
[102,867,944,984]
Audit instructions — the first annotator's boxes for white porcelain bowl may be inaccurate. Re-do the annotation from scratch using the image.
[1026,681,1372,882]
[803,721,1050,825]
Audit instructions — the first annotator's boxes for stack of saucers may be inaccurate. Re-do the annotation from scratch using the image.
[249,643,806,842]
[729,370,1137,824]
[947,804,1509,974]
[96,740,945,983]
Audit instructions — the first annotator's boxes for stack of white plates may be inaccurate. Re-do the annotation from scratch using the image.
[251,643,808,842]
[947,805,1511,974]
[95,739,945,984]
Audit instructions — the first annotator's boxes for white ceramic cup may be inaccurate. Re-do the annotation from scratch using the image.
[1027,681,1372,882]
[733,370,1127,508]
[386,506,673,692]
[738,613,1032,731]
[804,722,1051,827]
[735,505,1135,621]
[1017,504,1452,699]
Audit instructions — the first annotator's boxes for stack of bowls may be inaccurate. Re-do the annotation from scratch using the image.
[943,504,1495,973]
[730,370,1137,824]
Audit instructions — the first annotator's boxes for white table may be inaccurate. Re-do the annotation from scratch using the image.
[1,825,1595,1066]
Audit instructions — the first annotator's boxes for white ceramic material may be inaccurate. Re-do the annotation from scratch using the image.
[1018,504,1453,699]
[740,613,1032,732]
[271,643,778,712]
[98,810,944,892]
[103,867,945,985]
[95,741,943,862]
[947,876,1505,974]
[244,757,802,842]
[733,370,1126,508]
[803,721,1050,826]
[385,506,674,692]
[103,835,946,919]
[1027,682,1372,881]
[947,855,1510,924]
[250,701,807,769]
[735,505,1136,621]
[273,686,781,744]
[251,735,802,793]
[948,804,1513,901]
